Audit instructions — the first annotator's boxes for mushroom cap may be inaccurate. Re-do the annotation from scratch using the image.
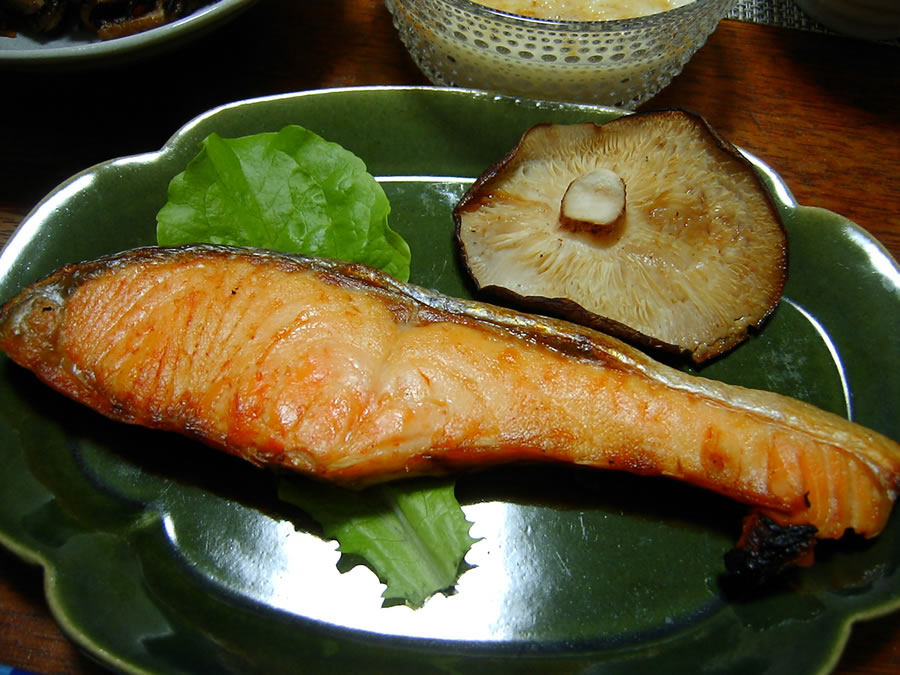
[454,110,788,363]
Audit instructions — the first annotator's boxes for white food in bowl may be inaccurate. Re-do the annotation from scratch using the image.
[477,0,695,21]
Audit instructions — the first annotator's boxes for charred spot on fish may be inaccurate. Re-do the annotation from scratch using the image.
[384,300,413,324]
[3,292,64,344]
[722,512,817,592]
[705,452,725,472]
[312,267,411,312]
[521,329,636,372]
[108,398,130,420]
[603,448,660,476]
[415,306,455,325]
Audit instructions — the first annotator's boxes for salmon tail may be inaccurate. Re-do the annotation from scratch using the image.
[722,511,818,590]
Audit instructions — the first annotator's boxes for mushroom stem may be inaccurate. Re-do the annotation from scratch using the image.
[559,168,626,235]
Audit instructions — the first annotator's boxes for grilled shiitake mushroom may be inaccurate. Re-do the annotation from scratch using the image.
[454,110,788,364]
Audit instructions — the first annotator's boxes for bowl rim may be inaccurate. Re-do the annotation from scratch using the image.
[389,0,733,29]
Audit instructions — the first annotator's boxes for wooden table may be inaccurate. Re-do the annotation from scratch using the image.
[1,1,898,673]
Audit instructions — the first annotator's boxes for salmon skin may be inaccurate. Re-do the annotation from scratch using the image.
[1,244,899,574]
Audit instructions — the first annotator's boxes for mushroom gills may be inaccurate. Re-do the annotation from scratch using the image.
[454,111,788,364]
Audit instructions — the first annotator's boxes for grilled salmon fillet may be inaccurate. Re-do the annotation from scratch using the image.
[1,245,898,557]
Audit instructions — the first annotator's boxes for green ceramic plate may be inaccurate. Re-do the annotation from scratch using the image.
[1,86,898,674]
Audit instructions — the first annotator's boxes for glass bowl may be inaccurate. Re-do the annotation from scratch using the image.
[385,0,735,109]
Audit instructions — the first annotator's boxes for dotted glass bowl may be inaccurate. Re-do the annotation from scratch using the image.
[385,0,735,109]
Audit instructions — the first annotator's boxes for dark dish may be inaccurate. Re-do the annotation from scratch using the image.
[1,0,210,40]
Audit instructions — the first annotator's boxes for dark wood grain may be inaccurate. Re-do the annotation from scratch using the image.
[1,1,898,673]
[647,21,900,259]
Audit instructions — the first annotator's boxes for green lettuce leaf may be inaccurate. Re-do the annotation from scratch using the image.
[156,125,411,281]
[279,476,477,608]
